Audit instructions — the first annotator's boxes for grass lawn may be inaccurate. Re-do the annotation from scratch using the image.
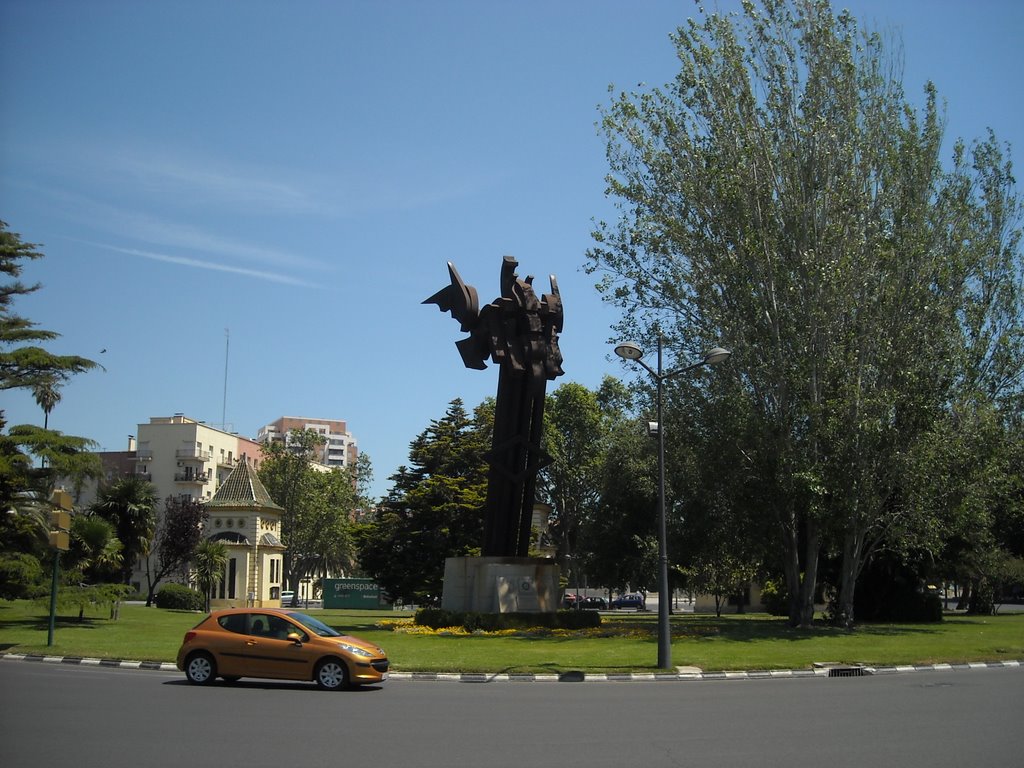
[1,600,1021,674]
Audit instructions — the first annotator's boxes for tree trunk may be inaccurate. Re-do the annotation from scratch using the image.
[797,520,820,628]
[956,581,971,611]
[780,505,803,627]
[835,529,864,629]
[144,562,158,607]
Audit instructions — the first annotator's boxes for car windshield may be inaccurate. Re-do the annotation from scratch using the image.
[286,611,342,637]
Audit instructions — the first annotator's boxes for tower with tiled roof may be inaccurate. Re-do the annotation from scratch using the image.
[204,456,287,607]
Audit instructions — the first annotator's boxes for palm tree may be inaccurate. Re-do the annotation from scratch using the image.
[31,377,62,431]
[91,475,157,584]
[69,514,123,583]
[31,377,62,469]
[192,539,228,611]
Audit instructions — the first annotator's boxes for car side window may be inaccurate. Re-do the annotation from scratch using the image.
[268,615,307,642]
[218,614,248,634]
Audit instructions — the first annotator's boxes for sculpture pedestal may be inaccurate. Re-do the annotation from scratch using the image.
[441,556,559,613]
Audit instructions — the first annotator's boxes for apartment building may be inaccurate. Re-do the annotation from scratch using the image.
[256,416,358,469]
[134,414,263,506]
[70,416,262,510]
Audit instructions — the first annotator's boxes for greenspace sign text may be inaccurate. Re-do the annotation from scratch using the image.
[322,578,384,609]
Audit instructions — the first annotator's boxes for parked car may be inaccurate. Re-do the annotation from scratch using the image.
[280,591,295,605]
[580,596,607,610]
[611,593,647,610]
[176,608,389,690]
[561,593,582,609]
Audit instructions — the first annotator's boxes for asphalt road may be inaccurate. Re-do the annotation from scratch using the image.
[1,661,1021,768]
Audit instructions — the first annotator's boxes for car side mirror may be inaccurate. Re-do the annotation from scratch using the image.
[287,632,303,645]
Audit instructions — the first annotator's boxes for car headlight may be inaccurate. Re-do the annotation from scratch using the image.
[337,642,372,657]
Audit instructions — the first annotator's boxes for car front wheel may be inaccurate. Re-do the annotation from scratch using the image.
[315,658,350,690]
[184,652,217,685]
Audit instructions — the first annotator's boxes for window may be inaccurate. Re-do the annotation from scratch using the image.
[217,558,238,600]
[218,613,248,634]
[267,614,303,641]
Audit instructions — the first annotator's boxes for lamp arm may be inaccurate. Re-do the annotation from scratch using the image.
[633,358,660,380]
[661,359,706,381]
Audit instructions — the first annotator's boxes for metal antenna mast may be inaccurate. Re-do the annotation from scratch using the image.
[222,328,229,430]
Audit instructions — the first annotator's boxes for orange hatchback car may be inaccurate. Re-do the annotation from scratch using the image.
[176,608,389,690]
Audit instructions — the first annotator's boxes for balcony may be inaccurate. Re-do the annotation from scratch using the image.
[136,449,153,461]
[176,448,211,461]
[174,471,210,484]
[218,456,238,468]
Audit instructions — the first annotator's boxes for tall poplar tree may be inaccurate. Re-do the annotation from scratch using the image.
[588,0,1022,626]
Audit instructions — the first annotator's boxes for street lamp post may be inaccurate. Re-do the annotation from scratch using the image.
[614,336,730,670]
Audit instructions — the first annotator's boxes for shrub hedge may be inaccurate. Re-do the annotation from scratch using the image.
[0,554,45,600]
[154,583,205,611]
[414,607,601,632]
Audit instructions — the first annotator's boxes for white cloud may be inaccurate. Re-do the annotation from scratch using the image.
[107,149,330,216]
[24,138,504,219]
[95,243,322,288]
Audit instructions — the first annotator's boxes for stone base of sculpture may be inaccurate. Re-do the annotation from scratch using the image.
[441,557,559,613]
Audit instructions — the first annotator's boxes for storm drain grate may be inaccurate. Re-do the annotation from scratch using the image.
[828,666,867,677]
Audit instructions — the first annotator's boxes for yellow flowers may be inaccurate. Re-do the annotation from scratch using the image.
[376,617,652,639]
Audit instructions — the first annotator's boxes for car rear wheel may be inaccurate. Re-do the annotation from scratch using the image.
[315,658,350,690]
[184,652,217,685]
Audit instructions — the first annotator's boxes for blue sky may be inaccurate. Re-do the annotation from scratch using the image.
[2,0,1022,499]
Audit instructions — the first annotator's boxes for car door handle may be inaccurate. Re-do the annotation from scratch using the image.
[246,640,258,646]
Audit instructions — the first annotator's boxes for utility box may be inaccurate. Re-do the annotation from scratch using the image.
[322,578,385,609]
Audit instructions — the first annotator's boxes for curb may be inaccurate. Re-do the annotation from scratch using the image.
[2,653,1019,682]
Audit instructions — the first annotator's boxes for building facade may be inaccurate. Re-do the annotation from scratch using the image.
[135,414,264,507]
[64,414,359,600]
[256,416,357,469]
[204,459,286,608]
[128,415,266,592]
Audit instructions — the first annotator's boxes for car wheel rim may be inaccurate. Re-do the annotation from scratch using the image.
[319,662,345,689]
[188,656,212,682]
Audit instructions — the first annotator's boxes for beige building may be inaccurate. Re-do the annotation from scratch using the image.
[135,414,263,505]
[256,416,357,469]
[204,459,286,608]
[128,415,264,592]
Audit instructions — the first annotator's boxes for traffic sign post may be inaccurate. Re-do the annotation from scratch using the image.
[47,490,72,647]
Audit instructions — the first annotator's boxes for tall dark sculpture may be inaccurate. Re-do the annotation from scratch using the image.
[424,256,564,557]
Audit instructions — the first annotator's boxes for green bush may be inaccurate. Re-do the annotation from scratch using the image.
[760,577,789,616]
[0,553,45,600]
[414,607,601,631]
[554,609,603,630]
[154,583,205,611]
